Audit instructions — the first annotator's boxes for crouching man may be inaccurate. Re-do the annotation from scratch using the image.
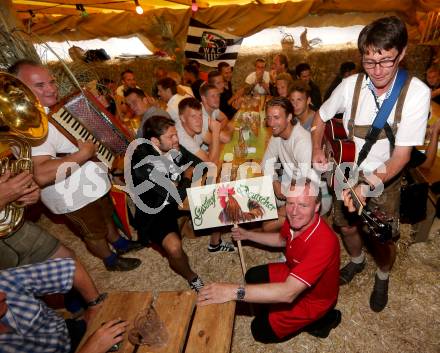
[197,178,341,343]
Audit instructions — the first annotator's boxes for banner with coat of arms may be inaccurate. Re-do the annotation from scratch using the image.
[184,18,243,68]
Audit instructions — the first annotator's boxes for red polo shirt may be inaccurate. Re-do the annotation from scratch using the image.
[267,215,340,338]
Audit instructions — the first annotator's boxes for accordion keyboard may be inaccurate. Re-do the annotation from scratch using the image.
[52,107,115,168]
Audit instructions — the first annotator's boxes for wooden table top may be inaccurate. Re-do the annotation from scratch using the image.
[76,291,235,353]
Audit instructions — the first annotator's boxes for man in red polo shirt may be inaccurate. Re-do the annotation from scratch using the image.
[197,178,341,343]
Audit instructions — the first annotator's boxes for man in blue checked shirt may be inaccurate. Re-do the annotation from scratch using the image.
[0,258,127,353]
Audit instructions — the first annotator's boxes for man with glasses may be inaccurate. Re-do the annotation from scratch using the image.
[311,16,430,312]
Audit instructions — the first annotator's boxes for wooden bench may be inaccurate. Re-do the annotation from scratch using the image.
[76,291,235,353]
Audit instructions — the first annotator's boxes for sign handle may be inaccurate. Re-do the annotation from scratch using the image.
[233,224,247,278]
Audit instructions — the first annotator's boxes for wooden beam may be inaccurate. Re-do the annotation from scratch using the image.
[12,0,144,12]
[14,4,127,16]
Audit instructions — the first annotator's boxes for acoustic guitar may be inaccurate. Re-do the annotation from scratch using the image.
[324,119,392,243]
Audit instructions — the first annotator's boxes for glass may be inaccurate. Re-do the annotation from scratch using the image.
[362,55,398,69]
[128,304,168,347]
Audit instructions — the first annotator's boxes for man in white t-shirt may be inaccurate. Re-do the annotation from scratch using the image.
[261,97,312,232]
[115,69,138,97]
[311,16,431,312]
[11,60,143,272]
[157,77,190,123]
[176,97,235,253]
[245,58,271,96]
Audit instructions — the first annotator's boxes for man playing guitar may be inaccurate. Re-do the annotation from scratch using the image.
[311,16,430,312]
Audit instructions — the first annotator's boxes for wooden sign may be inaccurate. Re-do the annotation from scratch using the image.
[187,175,278,230]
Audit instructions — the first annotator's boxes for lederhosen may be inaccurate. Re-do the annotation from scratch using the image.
[333,73,412,237]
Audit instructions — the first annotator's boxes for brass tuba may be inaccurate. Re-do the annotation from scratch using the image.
[0,72,48,237]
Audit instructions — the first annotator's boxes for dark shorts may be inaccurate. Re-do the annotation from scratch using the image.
[0,221,60,270]
[333,176,401,238]
[135,204,180,246]
[65,194,115,241]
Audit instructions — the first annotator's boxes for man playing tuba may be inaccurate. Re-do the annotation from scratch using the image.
[0,72,74,270]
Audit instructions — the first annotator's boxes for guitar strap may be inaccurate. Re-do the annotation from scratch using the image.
[348,71,412,167]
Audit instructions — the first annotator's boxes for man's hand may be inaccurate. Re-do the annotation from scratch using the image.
[15,183,40,206]
[78,319,128,353]
[231,226,250,241]
[77,140,98,161]
[342,184,366,213]
[312,147,329,172]
[197,283,236,306]
[0,171,39,209]
[208,118,221,135]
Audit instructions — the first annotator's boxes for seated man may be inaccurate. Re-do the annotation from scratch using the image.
[217,62,238,116]
[124,87,169,138]
[11,60,142,272]
[425,65,440,105]
[245,58,271,96]
[199,83,233,143]
[115,69,139,121]
[176,97,221,164]
[198,178,341,343]
[131,115,204,291]
[295,63,322,110]
[208,69,236,120]
[183,64,204,101]
[288,80,315,131]
[275,73,293,98]
[269,54,294,96]
[176,98,235,253]
[0,257,128,353]
[157,77,190,122]
[261,97,312,231]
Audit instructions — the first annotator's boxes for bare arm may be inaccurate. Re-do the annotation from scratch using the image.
[32,140,97,187]
[311,111,327,167]
[231,225,286,247]
[198,275,307,306]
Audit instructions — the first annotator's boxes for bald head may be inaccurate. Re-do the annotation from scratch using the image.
[9,61,58,108]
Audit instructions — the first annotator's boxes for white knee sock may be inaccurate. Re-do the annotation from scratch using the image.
[351,252,365,264]
[376,269,389,280]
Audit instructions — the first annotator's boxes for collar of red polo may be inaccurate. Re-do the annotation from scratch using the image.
[289,214,321,243]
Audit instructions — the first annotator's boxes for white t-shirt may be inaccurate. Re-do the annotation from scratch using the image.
[167,93,191,123]
[31,123,111,214]
[245,71,270,95]
[319,74,430,172]
[262,123,312,193]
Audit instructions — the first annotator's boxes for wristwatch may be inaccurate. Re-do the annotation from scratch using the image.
[86,292,108,307]
[236,285,245,301]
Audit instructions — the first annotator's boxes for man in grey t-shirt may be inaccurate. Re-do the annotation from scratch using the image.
[124,88,170,137]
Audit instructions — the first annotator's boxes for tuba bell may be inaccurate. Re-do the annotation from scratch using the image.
[0,72,48,238]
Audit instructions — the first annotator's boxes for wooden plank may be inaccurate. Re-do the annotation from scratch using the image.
[185,301,236,353]
[76,291,153,353]
[137,291,197,353]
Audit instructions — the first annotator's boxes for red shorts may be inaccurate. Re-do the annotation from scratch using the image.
[267,262,328,339]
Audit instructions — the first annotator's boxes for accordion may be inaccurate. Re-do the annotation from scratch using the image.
[50,90,133,169]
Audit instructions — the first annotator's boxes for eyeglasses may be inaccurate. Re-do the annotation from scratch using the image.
[362,56,399,69]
